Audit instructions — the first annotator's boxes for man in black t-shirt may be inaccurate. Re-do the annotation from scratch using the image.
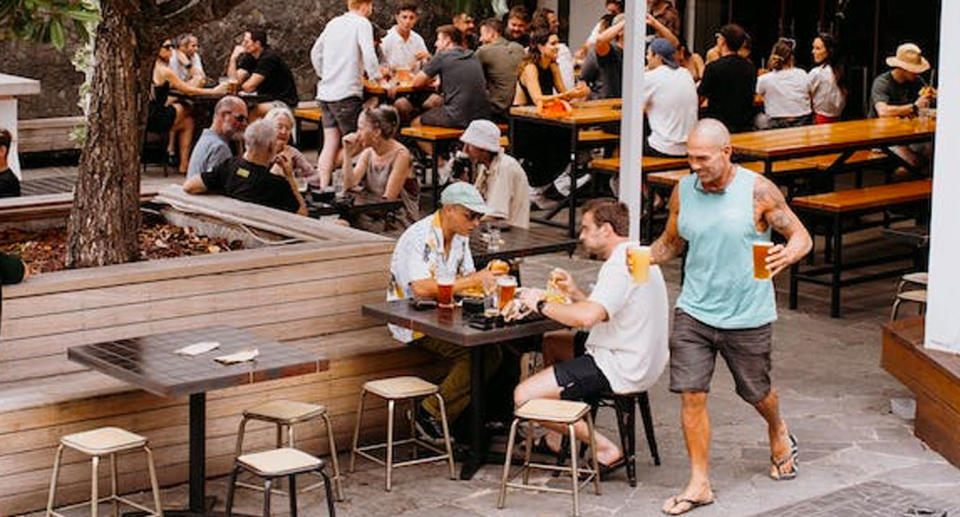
[228,28,299,119]
[698,24,757,133]
[183,119,306,215]
[0,129,21,198]
[409,25,490,129]
[581,14,624,99]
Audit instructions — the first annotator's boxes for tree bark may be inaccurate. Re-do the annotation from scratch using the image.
[66,0,143,268]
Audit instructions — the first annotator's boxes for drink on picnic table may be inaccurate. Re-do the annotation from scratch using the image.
[436,269,455,308]
[626,245,650,284]
[497,276,517,310]
[228,78,239,95]
[753,241,774,280]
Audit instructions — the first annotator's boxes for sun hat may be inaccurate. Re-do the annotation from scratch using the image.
[460,120,501,153]
[886,43,930,74]
[440,182,490,214]
[650,37,679,68]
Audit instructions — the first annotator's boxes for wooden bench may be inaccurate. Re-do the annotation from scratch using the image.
[589,156,689,175]
[18,116,83,154]
[789,179,932,318]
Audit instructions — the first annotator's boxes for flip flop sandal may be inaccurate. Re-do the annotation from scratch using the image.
[770,433,799,481]
[598,457,627,480]
[662,496,716,515]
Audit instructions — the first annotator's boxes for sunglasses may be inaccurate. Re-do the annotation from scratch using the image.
[162,43,175,49]
[231,113,248,122]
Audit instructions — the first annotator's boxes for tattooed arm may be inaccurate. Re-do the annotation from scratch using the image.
[754,176,813,276]
[650,185,687,265]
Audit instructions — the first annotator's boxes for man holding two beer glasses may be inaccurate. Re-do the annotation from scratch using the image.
[513,199,670,470]
[387,183,509,440]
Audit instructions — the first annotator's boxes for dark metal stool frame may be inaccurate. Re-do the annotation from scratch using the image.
[225,453,336,517]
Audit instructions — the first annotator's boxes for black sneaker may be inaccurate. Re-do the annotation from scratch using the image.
[409,409,448,444]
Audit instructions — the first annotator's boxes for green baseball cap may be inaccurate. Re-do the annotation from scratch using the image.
[440,182,490,214]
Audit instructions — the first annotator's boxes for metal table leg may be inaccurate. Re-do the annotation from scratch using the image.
[460,346,486,480]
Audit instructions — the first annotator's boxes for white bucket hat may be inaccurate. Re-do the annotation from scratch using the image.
[886,43,930,74]
[460,120,501,153]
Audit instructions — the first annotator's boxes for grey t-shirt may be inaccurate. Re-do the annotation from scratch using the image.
[423,47,491,126]
[582,45,623,100]
[868,71,921,118]
[187,128,233,178]
[476,38,525,116]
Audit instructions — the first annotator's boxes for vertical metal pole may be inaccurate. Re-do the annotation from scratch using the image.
[189,392,206,512]
[619,0,646,241]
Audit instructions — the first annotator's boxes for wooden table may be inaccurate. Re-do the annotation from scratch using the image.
[471,226,578,269]
[731,117,935,179]
[68,325,328,515]
[361,301,564,480]
[590,155,689,175]
[308,190,403,219]
[363,80,435,96]
[509,102,622,237]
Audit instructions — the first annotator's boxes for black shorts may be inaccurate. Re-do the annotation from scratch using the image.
[553,331,611,401]
[319,96,363,133]
[420,106,464,128]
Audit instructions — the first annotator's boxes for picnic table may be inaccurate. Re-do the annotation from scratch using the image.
[68,325,328,515]
[470,226,579,269]
[361,301,564,480]
[308,190,403,219]
[363,79,435,97]
[509,101,622,237]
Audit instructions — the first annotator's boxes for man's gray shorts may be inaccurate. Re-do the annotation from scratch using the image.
[669,309,773,404]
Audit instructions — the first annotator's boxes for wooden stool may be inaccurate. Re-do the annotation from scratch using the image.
[235,399,344,501]
[498,399,600,517]
[592,392,660,487]
[225,448,336,517]
[349,376,455,491]
[891,289,927,321]
[46,426,162,517]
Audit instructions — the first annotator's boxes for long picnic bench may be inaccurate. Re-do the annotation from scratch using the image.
[18,116,83,154]
[789,179,932,318]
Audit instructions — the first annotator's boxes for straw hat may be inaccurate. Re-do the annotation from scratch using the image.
[886,43,930,74]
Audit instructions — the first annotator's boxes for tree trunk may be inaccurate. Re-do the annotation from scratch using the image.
[66,0,145,268]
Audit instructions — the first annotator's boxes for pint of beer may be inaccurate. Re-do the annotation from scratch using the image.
[497,276,517,310]
[752,241,774,280]
[228,78,239,95]
[437,270,455,308]
[626,245,651,284]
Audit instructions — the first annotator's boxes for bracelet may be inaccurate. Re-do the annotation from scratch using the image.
[536,299,548,314]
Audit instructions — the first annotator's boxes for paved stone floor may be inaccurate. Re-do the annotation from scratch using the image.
[20,161,957,516]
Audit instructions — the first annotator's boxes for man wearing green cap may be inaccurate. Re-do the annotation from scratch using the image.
[388,182,505,438]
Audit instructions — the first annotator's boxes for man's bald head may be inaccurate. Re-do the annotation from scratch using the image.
[215,95,246,115]
[212,95,248,140]
[687,118,731,149]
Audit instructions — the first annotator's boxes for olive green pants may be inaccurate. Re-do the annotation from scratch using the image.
[413,337,503,423]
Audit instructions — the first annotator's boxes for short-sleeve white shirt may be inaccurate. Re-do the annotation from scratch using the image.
[380,26,429,70]
[757,67,812,118]
[586,241,670,394]
[641,65,699,156]
[387,211,476,342]
[474,151,530,229]
[808,63,845,118]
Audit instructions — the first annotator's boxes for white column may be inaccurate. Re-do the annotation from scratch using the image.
[924,0,960,353]
[0,98,20,178]
[619,0,646,240]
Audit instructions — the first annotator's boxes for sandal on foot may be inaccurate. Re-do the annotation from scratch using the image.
[770,433,799,481]
[598,457,626,480]
[662,496,716,515]
[531,436,561,457]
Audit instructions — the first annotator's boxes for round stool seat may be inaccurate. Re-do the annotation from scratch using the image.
[515,399,590,423]
[897,290,927,303]
[61,427,147,456]
[244,399,327,424]
[238,448,324,477]
[363,376,438,399]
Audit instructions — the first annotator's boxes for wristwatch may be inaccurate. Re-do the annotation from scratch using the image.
[536,299,548,315]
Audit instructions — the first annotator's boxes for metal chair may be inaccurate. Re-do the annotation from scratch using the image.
[225,448,335,517]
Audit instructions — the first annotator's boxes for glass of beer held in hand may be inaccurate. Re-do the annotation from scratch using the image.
[626,245,651,284]
[497,276,517,310]
[753,241,774,280]
[436,268,455,308]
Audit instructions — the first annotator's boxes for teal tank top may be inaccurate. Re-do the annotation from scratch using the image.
[675,166,777,329]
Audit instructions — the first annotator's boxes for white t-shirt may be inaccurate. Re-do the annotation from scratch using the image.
[169,51,204,82]
[757,67,812,118]
[311,11,382,101]
[586,242,670,394]
[380,26,429,70]
[387,211,476,342]
[556,43,575,93]
[641,65,699,157]
[808,63,845,118]
[474,151,530,229]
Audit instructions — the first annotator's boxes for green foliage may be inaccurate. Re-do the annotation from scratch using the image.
[0,0,100,50]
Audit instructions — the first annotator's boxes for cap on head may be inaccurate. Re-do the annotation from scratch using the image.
[441,182,490,214]
[460,120,501,153]
[650,38,679,68]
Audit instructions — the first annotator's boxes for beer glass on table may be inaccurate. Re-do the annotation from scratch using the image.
[437,268,455,309]
[497,276,517,310]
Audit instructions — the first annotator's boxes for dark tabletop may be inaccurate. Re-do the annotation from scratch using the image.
[362,300,564,347]
[471,226,579,268]
[68,326,328,397]
[308,191,403,218]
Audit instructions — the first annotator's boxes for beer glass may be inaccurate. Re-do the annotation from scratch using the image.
[497,276,517,310]
[626,245,651,284]
[437,268,455,309]
[753,241,774,280]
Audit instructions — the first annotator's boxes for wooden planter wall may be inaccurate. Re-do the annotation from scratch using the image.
[0,196,442,514]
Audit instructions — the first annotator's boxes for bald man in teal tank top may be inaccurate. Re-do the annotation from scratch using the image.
[653,119,812,516]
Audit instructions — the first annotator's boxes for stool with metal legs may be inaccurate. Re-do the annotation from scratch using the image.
[46,426,163,517]
[225,448,336,517]
[235,399,344,501]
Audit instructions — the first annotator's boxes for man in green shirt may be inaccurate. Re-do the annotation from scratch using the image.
[476,18,525,122]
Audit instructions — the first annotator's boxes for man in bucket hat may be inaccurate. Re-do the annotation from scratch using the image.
[460,120,531,228]
[869,43,935,170]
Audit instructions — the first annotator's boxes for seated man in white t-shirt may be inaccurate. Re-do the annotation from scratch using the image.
[515,199,670,468]
[642,38,699,157]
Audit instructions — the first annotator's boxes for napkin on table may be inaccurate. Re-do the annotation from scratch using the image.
[174,341,220,356]
[214,348,259,364]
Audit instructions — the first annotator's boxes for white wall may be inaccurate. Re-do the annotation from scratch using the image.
[924,0,960,354]
[568,1,607,48]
